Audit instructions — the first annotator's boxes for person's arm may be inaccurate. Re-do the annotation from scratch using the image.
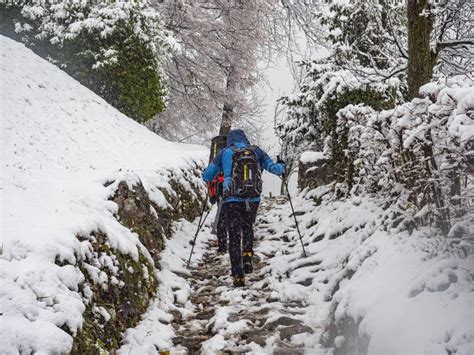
[202,150,223,182]
[255,147,285,176]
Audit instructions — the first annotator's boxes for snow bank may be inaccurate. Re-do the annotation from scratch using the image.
[0,35,206,353]
[258,191,474,354]
[118,214,216,353]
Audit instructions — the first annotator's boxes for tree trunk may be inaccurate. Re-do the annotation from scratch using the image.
[219,102,233,135]
[407,0,435,99]
[219,65,237,135]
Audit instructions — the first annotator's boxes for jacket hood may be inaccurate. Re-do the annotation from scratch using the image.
[227,129,250,146]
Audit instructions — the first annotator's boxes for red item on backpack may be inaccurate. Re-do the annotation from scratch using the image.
[208,174,224,203]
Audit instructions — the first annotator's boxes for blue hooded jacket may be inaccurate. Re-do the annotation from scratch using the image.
[202,129,285,203]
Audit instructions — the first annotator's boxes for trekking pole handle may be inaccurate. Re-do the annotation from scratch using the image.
[276,155,287,179]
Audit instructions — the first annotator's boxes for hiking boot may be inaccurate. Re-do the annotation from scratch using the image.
[233,275,245,287]
[242,252,253,274]
[243,257,253,274]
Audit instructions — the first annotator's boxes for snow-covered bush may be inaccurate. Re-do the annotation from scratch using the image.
[277,60,402,180]
[277,0,472,241]
[340,76,473,237]
[276,0,407,177]
[319,0,406,75]
[0,0,172,123]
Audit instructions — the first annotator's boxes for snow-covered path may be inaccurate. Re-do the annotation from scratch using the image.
[130,189,474,355]
[171,196,314,354]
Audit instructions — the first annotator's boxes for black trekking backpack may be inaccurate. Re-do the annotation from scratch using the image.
[229,146,262,198]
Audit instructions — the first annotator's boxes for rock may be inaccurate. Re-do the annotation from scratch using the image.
[112,181,166,267]
[279,324,314,341]
[273,346,306,355]
[296,278,313,286]
[266,296,279,303]
[246,330,267,346]
[196,309,215,320]
[323,316,370,355]
[283,300,306,309]
[264,316,303,331]
[298,151,334,190]
[170,310,183,324]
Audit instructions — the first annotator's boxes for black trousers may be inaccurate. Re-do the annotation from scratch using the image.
[216,203,228,251]
[221,202,259,276]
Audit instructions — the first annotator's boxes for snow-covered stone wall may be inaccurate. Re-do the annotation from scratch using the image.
[298,151,333,191]
[0,35,208,353]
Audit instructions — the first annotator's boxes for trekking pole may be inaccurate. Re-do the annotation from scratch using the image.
[277,156,307,258]
[187,195,211,268]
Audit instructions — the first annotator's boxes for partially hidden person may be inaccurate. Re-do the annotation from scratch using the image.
[207,135,228,254]
[202,129,285,287]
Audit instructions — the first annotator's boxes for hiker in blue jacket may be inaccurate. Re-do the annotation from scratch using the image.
[202,129,285,287]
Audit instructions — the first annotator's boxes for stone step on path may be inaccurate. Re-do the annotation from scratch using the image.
[169,197,314,354]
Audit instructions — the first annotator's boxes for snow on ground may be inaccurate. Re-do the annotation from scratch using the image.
[116,189,473,354]
[118,213,216,354]
[0,35,207,353]
[257,189,474,354]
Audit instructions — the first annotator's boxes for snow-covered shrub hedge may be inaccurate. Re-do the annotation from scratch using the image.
[277,60,402,180]
[0,0,172,123]
[339,76,473,237]
[276,0,409,177]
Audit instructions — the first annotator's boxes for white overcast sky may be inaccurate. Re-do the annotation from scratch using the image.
[258,38,329,155]
[258,41,329,195]
[258,55,298,195]
[259,57,295,155]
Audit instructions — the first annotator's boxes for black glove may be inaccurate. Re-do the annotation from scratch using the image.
[276,155,286,178]
[209,195,217,204]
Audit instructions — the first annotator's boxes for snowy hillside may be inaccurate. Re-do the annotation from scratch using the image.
[0,35,207,353]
